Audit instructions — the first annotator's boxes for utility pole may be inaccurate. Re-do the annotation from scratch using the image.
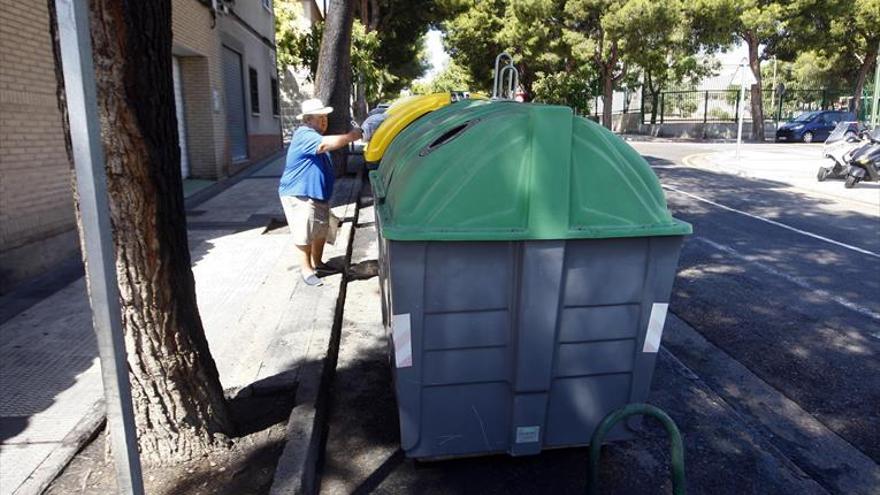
[871,41,880,128]
[736,58,748,160]
[770,56,777,128]
[54,0,144,493]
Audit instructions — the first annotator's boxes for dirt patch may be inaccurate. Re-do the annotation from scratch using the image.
[46,389,296,495]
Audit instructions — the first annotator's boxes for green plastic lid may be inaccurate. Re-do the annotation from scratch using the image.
[369,101,692,241]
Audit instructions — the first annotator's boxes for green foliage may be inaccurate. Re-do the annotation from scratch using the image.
[411,60,474,94]
[367,0,453,96]
[351,22,398,102]
[275,1,320,76]
[440,0,507,93]
[275,0,453,103]
[440,0,723,113]
[708,107,733,120]
[762,51,850,91]
[531,68,595,114]
[612,0,721,95]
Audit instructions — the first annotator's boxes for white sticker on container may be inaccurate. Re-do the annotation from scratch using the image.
[391,313,413,368]
[643,303,669,353]
[516,426,540,443]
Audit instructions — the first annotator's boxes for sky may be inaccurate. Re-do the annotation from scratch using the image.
[418,29,450,83]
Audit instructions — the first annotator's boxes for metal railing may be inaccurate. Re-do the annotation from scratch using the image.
[637,87,875,125]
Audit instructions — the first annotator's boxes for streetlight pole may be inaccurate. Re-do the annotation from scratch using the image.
[736,58,748,160]
[770,56,777,128]
[54,0,144,493]
[871,41,880,128]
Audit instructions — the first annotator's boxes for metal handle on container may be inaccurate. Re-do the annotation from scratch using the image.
[493,52,516,99]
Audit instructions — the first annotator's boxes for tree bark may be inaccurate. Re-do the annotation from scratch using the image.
[746,35,765,142]
[48,0,233,465]
[852,45,878,118]
[602,69,614,129]
[315,0,356,175]
[599,41,619,130]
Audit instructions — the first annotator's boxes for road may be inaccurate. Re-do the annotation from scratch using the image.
[317,141,880,494]
[632,141,880,462]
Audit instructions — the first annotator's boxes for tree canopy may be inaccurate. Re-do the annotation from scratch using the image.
[279,0,878,127]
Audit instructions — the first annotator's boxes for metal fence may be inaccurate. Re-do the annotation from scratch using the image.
[636,87,874,125]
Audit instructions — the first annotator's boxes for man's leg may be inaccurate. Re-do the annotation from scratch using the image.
[310,236,326,268]
[296,243,314,274]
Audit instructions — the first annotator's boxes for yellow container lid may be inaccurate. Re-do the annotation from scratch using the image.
[364,93,452,163]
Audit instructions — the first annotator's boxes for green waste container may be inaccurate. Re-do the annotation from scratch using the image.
[370,100,691,459]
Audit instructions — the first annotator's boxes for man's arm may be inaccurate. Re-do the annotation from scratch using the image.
[317,129,362,154]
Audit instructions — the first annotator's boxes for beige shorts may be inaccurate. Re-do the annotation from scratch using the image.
[280,195,329,246]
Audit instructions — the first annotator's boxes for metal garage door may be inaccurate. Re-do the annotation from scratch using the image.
[222,46,248,162]
[172,57,190,178]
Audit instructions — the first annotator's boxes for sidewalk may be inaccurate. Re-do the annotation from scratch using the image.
[691,146,880,210]
[0,153,361,495]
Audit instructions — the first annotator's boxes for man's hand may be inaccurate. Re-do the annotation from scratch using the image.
[317,126,363,154]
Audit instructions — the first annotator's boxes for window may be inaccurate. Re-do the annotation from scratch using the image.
[249,67,260,115]
[271,77,280,117]
[262,0,272,12]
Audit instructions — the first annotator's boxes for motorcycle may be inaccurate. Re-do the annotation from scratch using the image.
[817,122,865,181]
[844,126,880,188]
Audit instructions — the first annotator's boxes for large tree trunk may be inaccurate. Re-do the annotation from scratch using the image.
[48,0,233,465]
[315,0,356,175]
[852,45,878,118]
[747,36,765,142]
[602,67,614,129]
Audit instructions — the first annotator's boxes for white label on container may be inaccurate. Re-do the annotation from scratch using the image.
[516,426,540,443]
[643,303,669,353]
[391,313,413,368]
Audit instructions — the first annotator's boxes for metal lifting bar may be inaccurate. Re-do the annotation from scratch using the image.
[493,52,517,99]
[499,64,519,100]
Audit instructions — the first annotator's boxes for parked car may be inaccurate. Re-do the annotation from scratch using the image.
[775,110,856,143]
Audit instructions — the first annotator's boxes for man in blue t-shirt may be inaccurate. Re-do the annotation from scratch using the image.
[280,98,362,286]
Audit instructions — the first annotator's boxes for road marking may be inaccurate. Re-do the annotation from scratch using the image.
[664,185,880,259]
[676,153,880,211]
[694,236,880,322]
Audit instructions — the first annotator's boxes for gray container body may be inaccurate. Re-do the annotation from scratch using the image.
[377,234,684,459]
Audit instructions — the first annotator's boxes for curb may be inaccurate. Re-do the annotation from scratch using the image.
[14,400,105,495]
[268,171,364,495]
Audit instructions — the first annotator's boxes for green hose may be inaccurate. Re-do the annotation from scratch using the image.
[588,403,686,495]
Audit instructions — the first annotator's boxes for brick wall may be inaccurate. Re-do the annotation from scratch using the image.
[172,0,228,179]
[0,0,78,291]
[248,134,283,162]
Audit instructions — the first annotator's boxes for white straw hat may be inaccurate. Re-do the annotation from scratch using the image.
[297,98,334,119]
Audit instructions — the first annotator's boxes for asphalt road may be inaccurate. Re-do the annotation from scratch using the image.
[318,142,880,494]
[632,141,880,462]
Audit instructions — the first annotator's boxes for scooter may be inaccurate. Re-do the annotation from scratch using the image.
[844,126,880,188]
[818,122,864,181]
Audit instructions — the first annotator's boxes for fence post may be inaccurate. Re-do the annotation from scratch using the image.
[703,90,709,124]
[660,93,665,125]
[734,91,740,123]
[640,89,645,125]
[777,91,784,122]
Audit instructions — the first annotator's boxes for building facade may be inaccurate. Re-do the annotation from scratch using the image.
[216,0,284,170]
[0,0,283,293]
